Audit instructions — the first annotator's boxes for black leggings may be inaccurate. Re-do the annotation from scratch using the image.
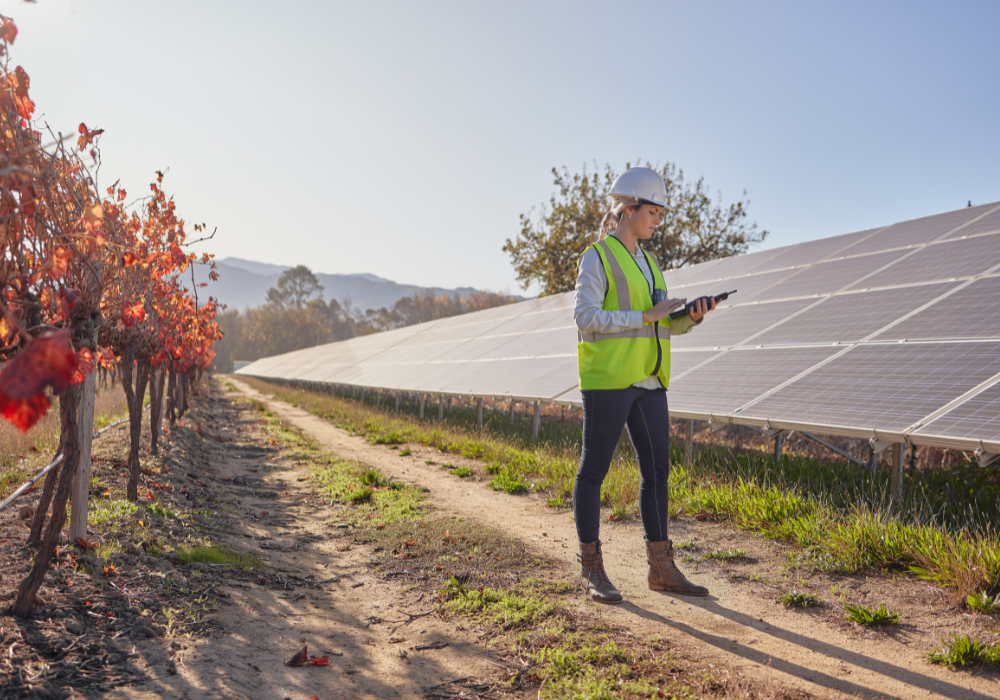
[573,387,671,544]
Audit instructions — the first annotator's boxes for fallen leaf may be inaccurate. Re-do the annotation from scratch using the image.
[284,645,308,667]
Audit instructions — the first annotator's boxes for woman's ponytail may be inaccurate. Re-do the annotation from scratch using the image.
[597,196,641,240]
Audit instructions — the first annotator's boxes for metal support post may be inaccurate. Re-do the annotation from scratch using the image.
[395,392,400,412]
[361,388,366,404]
[891,443,904,498]
[533,401,541,440]
[448,397,453,413]
[509,400,515,421]
[376,392,381,409]
[439,394,444,423]
[773,432,784,466]
[419,394,425,419]
[685,419,694,466]
[477,398,483,431]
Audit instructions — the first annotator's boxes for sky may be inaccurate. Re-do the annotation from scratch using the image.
[7,0,1000,296]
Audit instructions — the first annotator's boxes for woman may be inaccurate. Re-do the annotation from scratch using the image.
[573,166,716,604]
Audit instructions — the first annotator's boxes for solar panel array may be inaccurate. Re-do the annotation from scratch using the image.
[238,202,1000,455]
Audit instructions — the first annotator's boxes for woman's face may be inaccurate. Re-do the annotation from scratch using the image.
[626,204,663,240]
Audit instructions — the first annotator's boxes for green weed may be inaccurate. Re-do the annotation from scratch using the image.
[176,545,261,570]
[89,498,138,525]
[146,501,181,521]
[927,635,1000,668]
[451,465,473,478]
[778,590,823,608]
[703,548,746,560]
[966,591,1000,614]
[348,486,374,504]
[490,468,529,494]
[399,447,412,456]
[844,602,899,625]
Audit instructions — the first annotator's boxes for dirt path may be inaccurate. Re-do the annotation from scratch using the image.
[230,377,1000,700]
[103,386,500,700]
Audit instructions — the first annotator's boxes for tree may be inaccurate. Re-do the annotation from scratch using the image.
[503,162,769,296]
[265,265,324,310]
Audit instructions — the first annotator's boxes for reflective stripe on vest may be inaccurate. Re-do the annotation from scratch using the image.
[596,239,632,312]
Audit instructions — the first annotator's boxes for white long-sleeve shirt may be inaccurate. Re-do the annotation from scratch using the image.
[574,237,697,389]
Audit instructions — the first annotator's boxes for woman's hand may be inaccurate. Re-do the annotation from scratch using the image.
[688,296,717,323]
[642,298,686,324]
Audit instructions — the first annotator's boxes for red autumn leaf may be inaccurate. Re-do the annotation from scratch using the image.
[0,393,50,432]
[260,511,269,516]
[117,188,127,202]
[9,66,34,120]
[69,348,95,385]
[0,18,19,44]
[76,538,97,550]
[122,251,137,267]
[284,645,309,667]
[0,329,78,401]
[310,656,331,666]
[121,302,145,327]
[49,246,72,280]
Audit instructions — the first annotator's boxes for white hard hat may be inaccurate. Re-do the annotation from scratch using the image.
[608,167,667,208]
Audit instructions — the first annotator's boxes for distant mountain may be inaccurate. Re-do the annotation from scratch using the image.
[192,257,489,312]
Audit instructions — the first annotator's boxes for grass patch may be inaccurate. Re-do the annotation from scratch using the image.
[778,590,823,608]
[844,602,899,625]
[440,578,558,630]
[490,468,530,494]
[147,501,182,521]
[927,635,1000,669]
[702,548,746,560]
[89,498,138,525]
[399,447,412,456]
[310,456,422,524]
[176,545,261,569]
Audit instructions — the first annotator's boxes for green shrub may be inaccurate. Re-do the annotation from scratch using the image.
[490,468,529,494]
[778,590,823,608]
[928,635,1000,668]
[844,602,898,625]
[966,591,1000,614]
[348,487,374,504]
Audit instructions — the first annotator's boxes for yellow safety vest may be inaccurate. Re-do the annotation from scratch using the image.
[578,237,672,391]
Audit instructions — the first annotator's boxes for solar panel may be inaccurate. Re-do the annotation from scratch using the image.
[751,283,958,346]
[671,268,798,307]
[844,203,995,257]
[914,381,1000,445]
[237,201,1000,453]
[671,298,816,350]
[752,249,908,301]
[740,342,1000,433]
[668,346,842,416]
[847,232,1000,290]
[942,204,1000,240]
[873,276,1000,342]
[743,228,883,275]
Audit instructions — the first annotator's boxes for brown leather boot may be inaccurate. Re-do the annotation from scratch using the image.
[646,540,709,596]
[578,541,623,604]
